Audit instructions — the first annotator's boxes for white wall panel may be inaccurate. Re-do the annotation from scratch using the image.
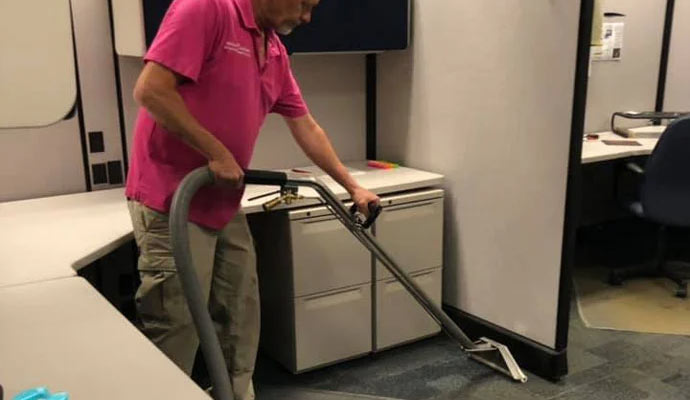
[585,0,666,133]
[378,0,580,348]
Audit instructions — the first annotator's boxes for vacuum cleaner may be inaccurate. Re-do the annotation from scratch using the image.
[169,167,528,400]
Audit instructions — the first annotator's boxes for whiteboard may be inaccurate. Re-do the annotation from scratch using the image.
[0,0,77,128]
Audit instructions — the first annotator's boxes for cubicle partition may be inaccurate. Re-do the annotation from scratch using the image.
[664,0,690,111]
[585,0,668,133]
[377,0,587,379]
[0,0,76,128]
[0,0,85,201]
[71,0,126,188]
[0,0,126,201]
[579,0,689,133]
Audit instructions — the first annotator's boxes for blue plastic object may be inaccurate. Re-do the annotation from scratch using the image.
[13,387,68,400]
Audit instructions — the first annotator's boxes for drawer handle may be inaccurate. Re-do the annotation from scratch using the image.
[299,219,346,235]
[300,216,337,224]
[303,287,364,310]
[384,201,438,212]
[382,203,439,222]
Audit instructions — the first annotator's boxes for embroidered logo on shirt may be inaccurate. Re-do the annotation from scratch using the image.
[224,41,251,57]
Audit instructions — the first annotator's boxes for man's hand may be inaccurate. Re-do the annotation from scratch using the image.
[209,150,244,188]
[285,114,381,216]
[350,187,380,217]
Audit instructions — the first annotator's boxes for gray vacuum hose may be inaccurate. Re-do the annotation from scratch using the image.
[169,167,234,400]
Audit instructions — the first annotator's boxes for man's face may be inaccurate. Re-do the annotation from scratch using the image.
[264,0,320,35]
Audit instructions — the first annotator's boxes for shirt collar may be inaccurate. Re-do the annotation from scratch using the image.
[234,0,259,31]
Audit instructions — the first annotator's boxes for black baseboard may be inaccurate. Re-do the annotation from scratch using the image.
[443,305,568,381]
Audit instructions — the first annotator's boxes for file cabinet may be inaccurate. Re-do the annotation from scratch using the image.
[249,188,444,372]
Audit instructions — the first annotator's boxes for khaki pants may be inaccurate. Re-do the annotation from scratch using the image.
[128,201,259,400]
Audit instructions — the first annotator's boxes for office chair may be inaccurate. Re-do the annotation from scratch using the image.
[608,117,690,298]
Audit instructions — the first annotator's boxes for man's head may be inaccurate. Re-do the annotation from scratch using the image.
[253,0,320,35]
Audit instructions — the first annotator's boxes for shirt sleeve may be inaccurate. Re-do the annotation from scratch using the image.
[144,0,218,82]
[271,58,310,119]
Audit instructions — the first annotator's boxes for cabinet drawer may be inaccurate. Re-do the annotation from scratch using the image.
[294,284,372,371]
[375,268,442,350]
[376,196,444,280]
[290,210,371,296]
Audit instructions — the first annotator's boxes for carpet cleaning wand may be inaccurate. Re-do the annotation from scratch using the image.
[170,168,528,400]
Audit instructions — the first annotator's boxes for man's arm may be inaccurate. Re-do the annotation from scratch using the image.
[133,62,243,186]
[285,114,380,214]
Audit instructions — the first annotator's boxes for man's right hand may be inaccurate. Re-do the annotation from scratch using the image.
[209,150,244,188]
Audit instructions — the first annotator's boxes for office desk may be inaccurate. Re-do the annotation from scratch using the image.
[242,162,444,213]
[0,162,442,288]
[581,131,658,164]
[580,132,658,226]
[0,162,443,400]
[0,277,208,399]
[0,162,442,397]
[0,189,133,288]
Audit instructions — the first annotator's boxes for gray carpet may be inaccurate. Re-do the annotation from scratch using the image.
[254,287,690,400]
[257,387,401,400]
[253,231,690,400]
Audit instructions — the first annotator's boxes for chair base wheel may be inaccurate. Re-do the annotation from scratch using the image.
[676,287,688,299]
[608,272,623,286]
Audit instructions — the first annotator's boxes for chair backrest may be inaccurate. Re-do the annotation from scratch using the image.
[641,116,690,226]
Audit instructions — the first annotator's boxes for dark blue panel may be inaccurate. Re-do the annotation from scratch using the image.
[280,0,409,53]
[143,0,171,47]
[142,0,409,52]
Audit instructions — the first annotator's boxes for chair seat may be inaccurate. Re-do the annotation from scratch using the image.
[627,201,644,218]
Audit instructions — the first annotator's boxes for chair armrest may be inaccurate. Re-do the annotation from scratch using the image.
[614,161,644,208]
[625,162,645,175]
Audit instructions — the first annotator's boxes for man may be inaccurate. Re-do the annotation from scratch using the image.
[125,0,380,398]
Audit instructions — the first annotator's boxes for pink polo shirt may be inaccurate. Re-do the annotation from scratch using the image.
[125,0,309,230]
